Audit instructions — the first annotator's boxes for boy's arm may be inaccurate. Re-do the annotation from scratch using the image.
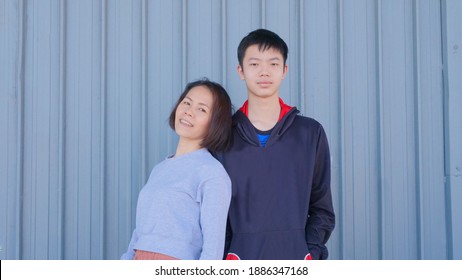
[305,125,335,260]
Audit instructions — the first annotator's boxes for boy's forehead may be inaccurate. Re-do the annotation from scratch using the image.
[244,44,283,59]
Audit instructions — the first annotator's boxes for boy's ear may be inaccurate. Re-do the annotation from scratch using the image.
[282,64,288,79]
[237,65,245,80]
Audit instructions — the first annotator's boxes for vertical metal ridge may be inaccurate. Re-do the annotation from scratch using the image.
[182,0,187,86]
[299,0,305,113]
[114,2,120,249]
[337,0,345,260]
[441,1,451,260]
[114,1,120,221]
[440,1,456,259]
[221,0,226,86]
[57,0,66,260]
[100,0,107,259]
[376,0,385,260]
[31,0,37,259]
[15,0,27,260]
[176,0,188,153]
[261,0,266,28]
[412,0,423,260]
[141,0,147,185]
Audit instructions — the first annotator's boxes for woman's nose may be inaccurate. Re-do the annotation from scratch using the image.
[184,108,193,117]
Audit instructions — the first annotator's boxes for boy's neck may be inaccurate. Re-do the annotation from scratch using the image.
[247,94,280,131]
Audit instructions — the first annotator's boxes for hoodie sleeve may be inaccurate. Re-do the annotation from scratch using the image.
[305,124,335,260]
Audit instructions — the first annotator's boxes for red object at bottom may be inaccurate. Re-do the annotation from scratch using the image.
[225,253,241,260]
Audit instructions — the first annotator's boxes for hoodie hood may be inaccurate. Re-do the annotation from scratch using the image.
[233,107,300,147]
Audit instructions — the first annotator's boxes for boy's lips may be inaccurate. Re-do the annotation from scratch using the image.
[257,81,272,87]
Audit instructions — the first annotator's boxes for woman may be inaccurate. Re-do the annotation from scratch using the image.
[121,78,233,260]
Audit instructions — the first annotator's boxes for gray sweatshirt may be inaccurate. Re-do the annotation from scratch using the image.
[121,148,231,260]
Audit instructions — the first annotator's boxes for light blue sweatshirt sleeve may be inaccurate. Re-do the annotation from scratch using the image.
[197,176,232,260]
[120,229,137,260]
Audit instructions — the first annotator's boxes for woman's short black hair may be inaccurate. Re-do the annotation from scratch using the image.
[169,78,233,153]
[237,28,288,67]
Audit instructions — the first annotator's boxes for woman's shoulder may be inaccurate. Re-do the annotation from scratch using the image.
[198,150,228,172]
[189,150,228,181]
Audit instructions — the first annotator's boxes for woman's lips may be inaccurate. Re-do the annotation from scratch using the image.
[179,119,193,127]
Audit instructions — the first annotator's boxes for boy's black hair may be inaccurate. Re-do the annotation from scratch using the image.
[237,29,288,67]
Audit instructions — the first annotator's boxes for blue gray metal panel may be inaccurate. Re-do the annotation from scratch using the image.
[414,0,447,260]
[63,0,104,260]
[340,0,382,260]
[187,0,223,82]
[21,0,62,259]
[442,0,462,260]
[0,0,21,260]
[0,0,459,260]
[380,0,418,259]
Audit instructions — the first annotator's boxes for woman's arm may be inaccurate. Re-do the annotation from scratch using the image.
[198,176,232,260]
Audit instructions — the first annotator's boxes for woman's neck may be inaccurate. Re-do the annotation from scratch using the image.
[174,139,202,157]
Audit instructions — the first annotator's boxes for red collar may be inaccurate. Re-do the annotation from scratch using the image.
[239,98,293,121]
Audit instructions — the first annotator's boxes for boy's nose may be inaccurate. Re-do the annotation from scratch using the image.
[259,66,270,76]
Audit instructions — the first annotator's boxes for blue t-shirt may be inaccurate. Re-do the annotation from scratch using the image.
[255,127,273,147]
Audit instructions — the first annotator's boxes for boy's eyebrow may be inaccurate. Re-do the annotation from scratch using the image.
[247,57,281,61]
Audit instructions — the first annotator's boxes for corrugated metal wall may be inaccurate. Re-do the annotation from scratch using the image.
[1,0,461,260]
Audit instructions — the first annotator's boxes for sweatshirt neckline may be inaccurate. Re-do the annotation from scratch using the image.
[166,148,208,161]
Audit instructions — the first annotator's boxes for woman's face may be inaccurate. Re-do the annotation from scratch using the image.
[174,85,214,145]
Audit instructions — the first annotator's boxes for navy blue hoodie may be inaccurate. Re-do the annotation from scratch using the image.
[219,107,335,260]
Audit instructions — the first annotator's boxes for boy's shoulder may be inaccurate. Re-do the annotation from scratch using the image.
[293,114,324,130]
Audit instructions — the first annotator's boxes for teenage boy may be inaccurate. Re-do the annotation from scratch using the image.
[219,29,335,260]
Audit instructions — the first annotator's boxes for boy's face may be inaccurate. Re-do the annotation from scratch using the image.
[238,44,288,99]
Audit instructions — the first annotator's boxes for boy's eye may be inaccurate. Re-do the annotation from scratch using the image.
[182,101,190,105]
